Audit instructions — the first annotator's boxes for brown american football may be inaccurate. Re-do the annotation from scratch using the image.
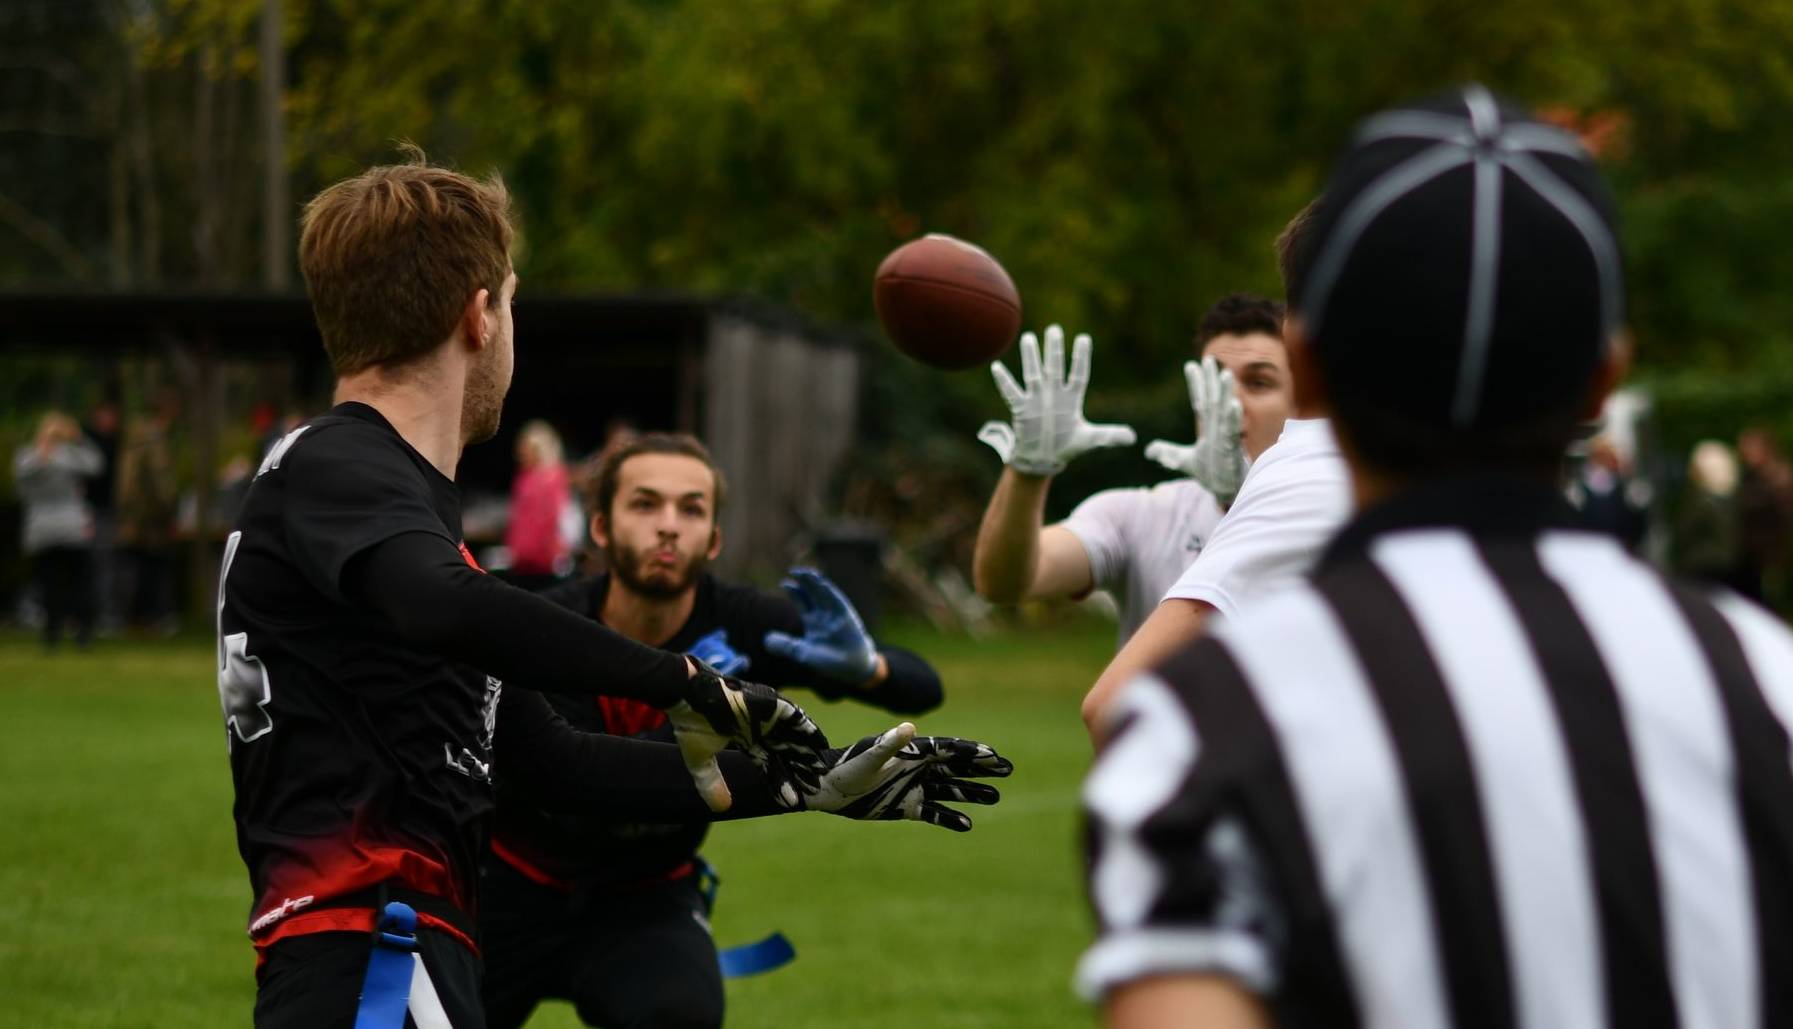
[873,234,1022,370]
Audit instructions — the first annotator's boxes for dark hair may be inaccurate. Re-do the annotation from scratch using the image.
[1276,197,1323,309]
[1195,293,1285,351]
[591,433,728,521]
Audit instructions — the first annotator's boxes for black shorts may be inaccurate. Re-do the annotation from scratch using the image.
[479,857,722,1029]
[254,927,485,1029]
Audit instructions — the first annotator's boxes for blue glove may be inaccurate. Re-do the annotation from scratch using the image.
[687,628,751,677]
[763,568,879,686]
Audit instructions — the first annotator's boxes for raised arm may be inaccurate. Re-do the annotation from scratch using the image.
[760,568,945,714]
[972,325,1135,604]
[972,468,1098,602]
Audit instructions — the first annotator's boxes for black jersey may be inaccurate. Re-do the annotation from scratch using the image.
[219,403,498,949]
[489,572,940,887]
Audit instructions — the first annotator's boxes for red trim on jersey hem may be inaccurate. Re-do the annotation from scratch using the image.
[490,836,575,893]
[253,908,479,958]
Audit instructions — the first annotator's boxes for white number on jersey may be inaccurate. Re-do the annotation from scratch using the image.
[217,531,274,745]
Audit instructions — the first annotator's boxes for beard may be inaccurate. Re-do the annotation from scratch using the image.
[610,539,711,599]
[462,344,509,445]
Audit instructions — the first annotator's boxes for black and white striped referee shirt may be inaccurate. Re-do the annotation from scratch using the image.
[1081,476,1793,1028]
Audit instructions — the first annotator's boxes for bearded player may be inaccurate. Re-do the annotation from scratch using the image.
[222,159,855,1027]
[972,293,1293,647]
[481,432,971,1029]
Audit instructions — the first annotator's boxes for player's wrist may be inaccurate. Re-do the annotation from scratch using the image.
[857,652,890,690]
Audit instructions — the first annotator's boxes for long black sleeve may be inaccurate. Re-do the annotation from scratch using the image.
[344,531,689,706]
[493,688,785,821]
[862,645,945,715]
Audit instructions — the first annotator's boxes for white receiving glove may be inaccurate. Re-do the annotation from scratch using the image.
[1145,356,1248,505]
[978,324,1137,476]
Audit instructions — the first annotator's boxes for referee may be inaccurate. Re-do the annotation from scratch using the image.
[1081,86,1793,1029]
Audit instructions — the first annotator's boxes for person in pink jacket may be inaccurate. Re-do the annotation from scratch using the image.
[505,419,573,590]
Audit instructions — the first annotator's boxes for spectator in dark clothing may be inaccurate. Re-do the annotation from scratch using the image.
[1569,435,1649,550]
[83,401,121,634]
[1674,439,1745,590]
[115,409,180,634]
[14,411,103,648]
[1736,427,1793,605]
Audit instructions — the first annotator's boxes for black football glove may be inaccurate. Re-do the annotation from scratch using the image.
[666,658,830,813]
[801,723,1013,832]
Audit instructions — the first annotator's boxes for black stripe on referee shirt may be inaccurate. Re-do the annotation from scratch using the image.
[1667,584,1793,1027]
[1157,639,1362,1029]
[1316,565,1516,1029]
[1477,539,1677,1029]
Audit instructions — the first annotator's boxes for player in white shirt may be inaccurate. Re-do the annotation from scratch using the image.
[971,294,1294,646]
[1081,202,1355,738]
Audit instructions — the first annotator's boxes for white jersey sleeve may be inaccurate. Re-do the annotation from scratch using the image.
[1162,419,1352,619]
[1063,487,1143,596]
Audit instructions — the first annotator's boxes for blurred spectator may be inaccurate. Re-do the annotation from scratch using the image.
[14,411,103,649]
[1675,440,1744,591]
[83,399,122,634]
[1568,435,1650,551]
[503,420,572,590]
[1735,427,1793,605]
[116,408,180,634]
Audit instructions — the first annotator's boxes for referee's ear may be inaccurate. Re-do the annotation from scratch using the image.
[1580,328,1633,420]
[1284,317,1330,419]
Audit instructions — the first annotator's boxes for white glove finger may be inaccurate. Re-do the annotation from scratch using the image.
[1183,360,1204,415]
[990,361,1027,410]
[1145,439,1196,473]
[1042,324,1066,387]
[976,421,1016,464]
[1201,356,1224,418]
[1019,331,1043,388]
[855,722,917,771]
[1067,333,1093,395]
[686,753,733,812]
[1223,393,1244,438]
[833,723,918,795]
[1081,422,1139,450]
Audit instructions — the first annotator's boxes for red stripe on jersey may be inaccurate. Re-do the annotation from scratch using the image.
[490,835,575,892]
[458,541,483,571]
[253,908,478,961]
[597,695,668,737]
[251,841,465,939]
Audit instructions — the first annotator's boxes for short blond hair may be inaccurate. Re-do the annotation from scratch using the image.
[299,154,515,375]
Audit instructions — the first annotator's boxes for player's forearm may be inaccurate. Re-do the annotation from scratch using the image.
[973,467,1053,602]
[495,692,782,821]
[348,533,690,707]
[1082,598,1211,744]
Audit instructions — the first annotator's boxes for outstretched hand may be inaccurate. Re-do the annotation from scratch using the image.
[666,659,830,813]
[978,325,1136,476]
[801,723,1013,832]
[763,568,878,685]
[1145,356,1248,505]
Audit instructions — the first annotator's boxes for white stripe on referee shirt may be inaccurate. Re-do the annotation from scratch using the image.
[1372,531,1604,1029]
[1712,592,1793,747]
[1085,676,1199,930]
[1217,590,1452,1028]
[1538,532,1758,1029]
[1080,677,1278,1000]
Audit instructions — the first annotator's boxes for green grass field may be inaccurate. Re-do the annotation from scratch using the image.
[0,618,1110,1028]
